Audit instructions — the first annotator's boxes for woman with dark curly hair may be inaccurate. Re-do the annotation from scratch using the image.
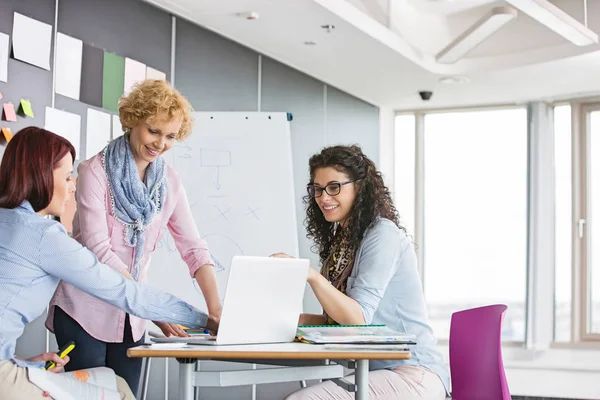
[275,145,449,400]
[45,79,222,396]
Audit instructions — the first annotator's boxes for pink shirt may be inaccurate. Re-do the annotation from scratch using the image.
[45,154,212,342]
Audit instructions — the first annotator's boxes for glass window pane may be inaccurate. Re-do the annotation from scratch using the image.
[554,105,572,342]
[395,114,416,237]
[589,110,600,334]
[423,108,528,341]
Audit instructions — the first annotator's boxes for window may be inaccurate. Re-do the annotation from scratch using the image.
[422,108,528,341]
[586,107,600,336]
[554,105,572,342]
[394,114,416,236]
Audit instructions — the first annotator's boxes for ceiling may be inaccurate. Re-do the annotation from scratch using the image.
[143,0,600,110]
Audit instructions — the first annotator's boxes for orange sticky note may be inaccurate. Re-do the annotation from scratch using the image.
[2,127,13,142]
[3,103,16,122]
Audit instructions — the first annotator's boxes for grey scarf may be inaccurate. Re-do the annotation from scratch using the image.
[101,134,167,279]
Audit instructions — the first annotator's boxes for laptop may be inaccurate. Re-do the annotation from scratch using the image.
[184,255,308,346]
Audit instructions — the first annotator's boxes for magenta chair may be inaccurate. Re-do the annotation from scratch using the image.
[449,304,511,400]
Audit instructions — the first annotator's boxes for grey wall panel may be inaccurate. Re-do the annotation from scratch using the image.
[260,56,326,316]
[260,57,325,261]
[0,0,55,161]
[57,0,172,78]
[175,19,258,111]
[325,86,380,166]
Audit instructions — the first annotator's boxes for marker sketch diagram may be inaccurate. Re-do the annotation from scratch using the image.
[192,233,243,298]
[200,148,231,191]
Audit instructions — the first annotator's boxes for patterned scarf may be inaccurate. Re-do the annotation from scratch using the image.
[321,227,356,325]
[101,134,167,280]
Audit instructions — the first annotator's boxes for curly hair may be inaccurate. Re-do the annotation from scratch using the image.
[117,79,194,140]
[304,145,404,263]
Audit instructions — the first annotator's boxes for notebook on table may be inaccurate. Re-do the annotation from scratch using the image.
[296,324,417,345]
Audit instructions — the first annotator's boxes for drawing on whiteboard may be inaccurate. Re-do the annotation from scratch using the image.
[244,206,261,220]
[193,233,243,296]
[213,205,232,220]
[200,148,231,191]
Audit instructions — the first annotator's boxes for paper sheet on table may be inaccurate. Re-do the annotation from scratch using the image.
[12,12,52,70]
[45,107,81,159]
[86,108,111,158]
[28,367,120,400]
[56,33,83,100]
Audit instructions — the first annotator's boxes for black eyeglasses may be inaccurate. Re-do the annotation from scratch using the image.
[307,180,356,198]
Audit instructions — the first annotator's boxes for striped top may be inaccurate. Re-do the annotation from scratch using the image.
[0,201,208,368]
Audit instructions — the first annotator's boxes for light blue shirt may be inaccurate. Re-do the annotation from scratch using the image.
[346,218,450,393]
[0,202,208,368]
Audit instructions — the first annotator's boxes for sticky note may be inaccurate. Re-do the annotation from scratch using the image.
[2,127,13,142]
[3,103,16,122]
[0,91,3,100]
[20,99,34,118]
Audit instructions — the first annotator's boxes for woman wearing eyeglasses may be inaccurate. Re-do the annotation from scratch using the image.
[273,145,449,400]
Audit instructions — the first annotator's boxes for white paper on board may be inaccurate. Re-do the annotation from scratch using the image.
[12,12,52,70]
[55,33,83,100]
[112,114,124,139]
[0,33,9,83]
[124,57,146,96]
[86,108,111,159]
[146,66,166,81]
[45,107,81,160]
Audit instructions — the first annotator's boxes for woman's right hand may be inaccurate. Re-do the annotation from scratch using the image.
[27,352,70,373]
[153,321,189,337]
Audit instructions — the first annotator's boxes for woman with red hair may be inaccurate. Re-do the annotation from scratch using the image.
[0,127,217,399]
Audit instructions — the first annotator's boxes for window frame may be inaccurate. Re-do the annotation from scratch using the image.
[396,99,600,348]
[395,105,531,344]
[579,102,600,341]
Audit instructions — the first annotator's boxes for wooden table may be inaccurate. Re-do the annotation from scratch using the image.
[128,342,411,400]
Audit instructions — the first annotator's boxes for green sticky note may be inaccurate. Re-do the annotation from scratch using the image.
[102,52,125,113]
[20,99,34,118]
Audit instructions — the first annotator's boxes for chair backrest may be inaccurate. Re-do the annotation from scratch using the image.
[449,304,511,400]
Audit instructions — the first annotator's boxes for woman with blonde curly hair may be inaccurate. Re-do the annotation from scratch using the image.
[46,80,221,396]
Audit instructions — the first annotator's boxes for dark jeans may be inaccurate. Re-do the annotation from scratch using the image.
[53,306,144,398]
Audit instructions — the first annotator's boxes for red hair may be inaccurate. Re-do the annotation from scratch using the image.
[0,127,76,211]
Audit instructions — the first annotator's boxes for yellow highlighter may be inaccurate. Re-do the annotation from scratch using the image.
[43,340,75,370]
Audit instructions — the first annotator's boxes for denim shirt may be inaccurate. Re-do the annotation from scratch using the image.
[346,218,450,393]
[0,201,208,368]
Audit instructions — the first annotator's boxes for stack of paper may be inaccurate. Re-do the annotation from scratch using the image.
[296,325,416,345]
[28,366,120,400]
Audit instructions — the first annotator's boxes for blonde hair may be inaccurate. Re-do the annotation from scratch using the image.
[118,79,194,140]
